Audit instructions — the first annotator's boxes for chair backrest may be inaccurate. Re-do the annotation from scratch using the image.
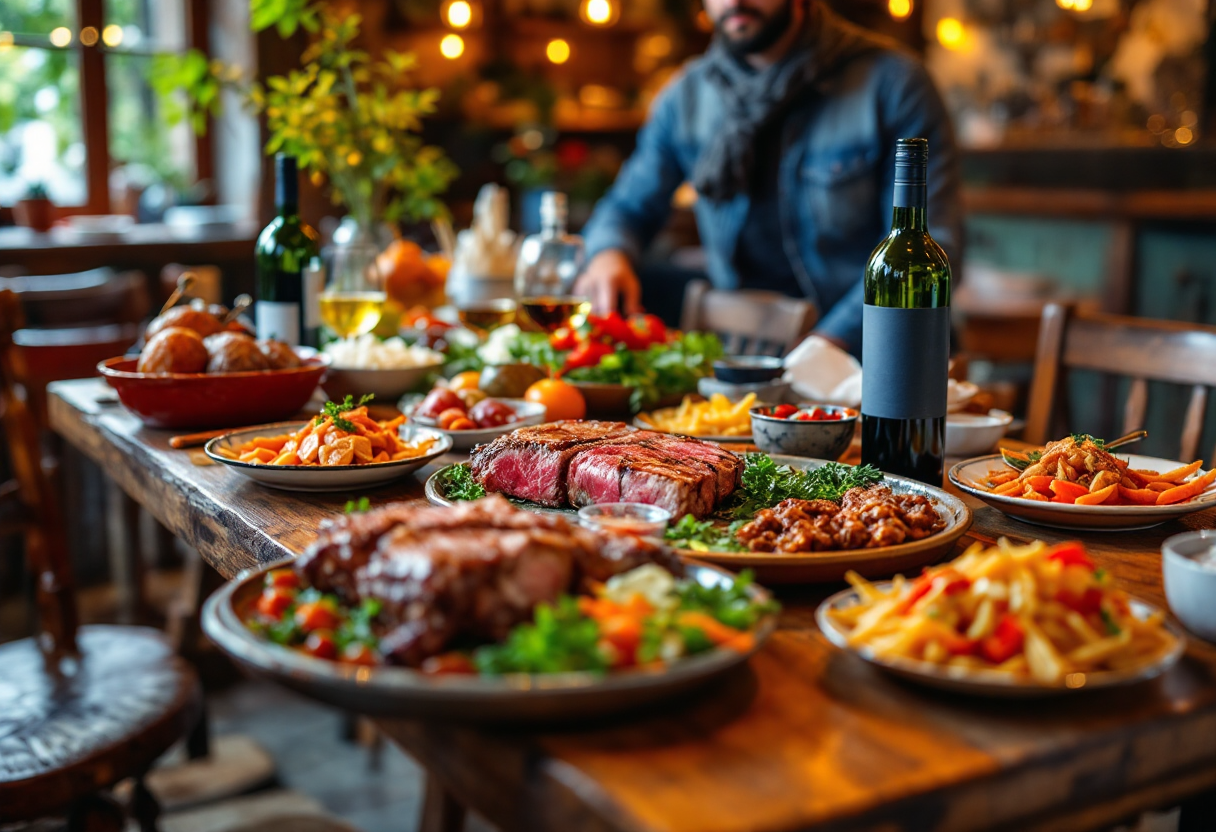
[679,280,818,356]
[1026,302,1216,463]
[0,268,150,327]
[0,289,78,656]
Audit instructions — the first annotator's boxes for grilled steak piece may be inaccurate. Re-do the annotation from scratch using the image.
[469,420,636,507]
[295,495,681,666]
[566,431,743,519]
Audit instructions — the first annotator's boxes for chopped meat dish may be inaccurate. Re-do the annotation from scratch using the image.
[735,485,944,553]
[294,495,682,666]
[470,420,743,518]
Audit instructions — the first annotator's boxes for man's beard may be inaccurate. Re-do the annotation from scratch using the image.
[714,0,796,56]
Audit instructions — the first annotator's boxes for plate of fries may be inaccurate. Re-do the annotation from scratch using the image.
[635,393,755,441]
[206,411,451,492]
[817,539,1184,696]
[950,435,1216,530]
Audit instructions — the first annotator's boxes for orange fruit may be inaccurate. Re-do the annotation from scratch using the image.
[449,371,482,392]
[525,379,586,422]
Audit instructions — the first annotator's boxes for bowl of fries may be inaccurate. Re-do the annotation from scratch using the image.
[205,406,451,492]
[950,435,1216,530]
[635,393,755,441]
[817,539,1184,696]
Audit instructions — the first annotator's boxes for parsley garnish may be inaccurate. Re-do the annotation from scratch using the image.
[473,597,608,674]
[665,514,745,552]
[724,456,883,518]
[344,496,372,514]
[1100,608,1121,635]
[676,570,778,631]
[316,394,374,432]
[1071,433,1106,448]
[440,463,487,502]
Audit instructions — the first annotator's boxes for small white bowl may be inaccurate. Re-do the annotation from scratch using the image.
[410,399,546,451]
[947,380,978,413]
[322,361,443,403]
[577,503,672,537]
[945,409,1013,456]
[1163,530,1216,642]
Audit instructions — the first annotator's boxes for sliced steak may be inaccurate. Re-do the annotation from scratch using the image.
[566,440,716,519]
[469,420,634,506]
[629,431,743,502]
[294,495,681,666]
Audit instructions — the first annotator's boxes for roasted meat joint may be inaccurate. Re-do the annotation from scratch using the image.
[469,420,743,518]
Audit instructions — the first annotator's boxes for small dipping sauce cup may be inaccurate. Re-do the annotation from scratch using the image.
[1162,529,1216,642]
[577,503,672,538]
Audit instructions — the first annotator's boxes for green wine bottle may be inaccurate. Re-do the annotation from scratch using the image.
[860,138,951,485]
[256,154,320,346]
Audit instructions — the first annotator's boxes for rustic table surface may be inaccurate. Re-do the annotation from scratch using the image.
[49,378,1216,832]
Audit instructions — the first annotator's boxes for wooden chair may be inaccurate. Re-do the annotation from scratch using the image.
[0,289,202,830]
[679,279,818,356]
[1025,303,1216,462]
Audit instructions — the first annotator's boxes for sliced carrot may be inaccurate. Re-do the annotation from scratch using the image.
[676,611,742,645]
[992,480,1023,496]
[1151,460,1204,484]
[1156,469,1216,505]
[1118,485,1161,506]
[1026,475,1056,493]
[1122,469,1150,488]
[1050,480,1089,501]
[1075,484,1118,505]
[1147,482,1173,492]
[372,450,390,463]
[248,436,290,452]
[271,450,300,466]
[240,447,277,464]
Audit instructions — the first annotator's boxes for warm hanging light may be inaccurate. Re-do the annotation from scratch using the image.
[49,26,71,47]
[888,0,912,20]
[546,38,571,64]
[580,0,618,27]
[440,33,465,59]
[446,0,473,29]
[79,26,99,46]
[101,24,123,47]
[936,17,966,50]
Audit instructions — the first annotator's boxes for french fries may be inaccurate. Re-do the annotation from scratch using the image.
[217,405,436,466]
[828,539,1178,685]
[637,393,755,438]
[983,435,1216,507]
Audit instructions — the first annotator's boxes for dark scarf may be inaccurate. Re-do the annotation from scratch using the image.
[692,4,884,203]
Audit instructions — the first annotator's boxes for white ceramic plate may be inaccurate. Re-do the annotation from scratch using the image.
[949,453,1216,531]
[817,585,1185,697]
[410,399,546,452]
[205,421,451,492]
[945,410,1013,457]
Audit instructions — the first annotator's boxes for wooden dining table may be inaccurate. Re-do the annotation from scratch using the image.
[48,377,1216,832]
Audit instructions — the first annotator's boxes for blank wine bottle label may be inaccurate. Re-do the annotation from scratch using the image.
[861,304,949,420]
[256,301,300,346]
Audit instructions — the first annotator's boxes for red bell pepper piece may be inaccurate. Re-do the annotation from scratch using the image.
[630,314,668,347]
[980,614,1025,664]
[1056,586,1104,615]
[895,568,970,614]
[549,326,579,351]
[1046,541,1094,570]
[562,340,614,373]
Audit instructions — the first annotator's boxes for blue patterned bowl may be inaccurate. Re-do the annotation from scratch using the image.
[749,404,856,460]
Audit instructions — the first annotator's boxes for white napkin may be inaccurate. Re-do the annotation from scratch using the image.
[782,335,862,407]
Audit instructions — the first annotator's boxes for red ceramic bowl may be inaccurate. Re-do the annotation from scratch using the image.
[99,349,330,429]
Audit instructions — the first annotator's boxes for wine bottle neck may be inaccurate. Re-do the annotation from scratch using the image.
[891,200,927,231]
[891,138,928,232]
[275,155,299,216]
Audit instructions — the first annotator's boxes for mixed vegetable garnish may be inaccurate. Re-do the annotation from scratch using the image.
[245,564,777,673]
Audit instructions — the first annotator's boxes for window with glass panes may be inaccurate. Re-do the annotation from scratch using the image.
[0,0,211,214]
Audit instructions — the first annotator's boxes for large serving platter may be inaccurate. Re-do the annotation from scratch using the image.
[949,453,1216,531]
[426,455,973,584]
[206,422,451,492]
[817,584,1185,697]
[201,559,777,722]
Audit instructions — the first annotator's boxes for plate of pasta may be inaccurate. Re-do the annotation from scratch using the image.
[206,396,451,491]
[816,539,1184,696]
[949,434,1216,530]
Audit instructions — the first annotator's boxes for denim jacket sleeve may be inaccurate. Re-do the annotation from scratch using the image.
[813,56,961,356]
[582,81,688,263]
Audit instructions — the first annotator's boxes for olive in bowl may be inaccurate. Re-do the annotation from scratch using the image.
[749,403,857,459]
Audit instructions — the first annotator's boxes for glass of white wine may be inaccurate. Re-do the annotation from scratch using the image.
[319,236,387,339]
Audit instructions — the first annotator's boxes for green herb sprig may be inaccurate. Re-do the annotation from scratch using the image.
[316,394,374,433]
[344,496,372,514]
[440,463,486,502]
[664,515,746,552]
[473,597,608,674]
[677,570,779,631]
[724,456,883,518]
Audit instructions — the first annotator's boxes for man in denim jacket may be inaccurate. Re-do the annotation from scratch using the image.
[577,0,961,357]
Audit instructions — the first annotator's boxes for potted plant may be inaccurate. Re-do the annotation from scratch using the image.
[151,0,457,254]
[14,182,53,233]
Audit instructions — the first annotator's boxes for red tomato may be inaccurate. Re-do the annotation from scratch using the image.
[980,615,1025,664]
[417,388,465,419]
[598,614,643,666]
[342,643,378,665]
[562,340,614,372]
[294,600,341,632]
[304,630,337,660]
[1047,541,1094,570]
[771,404,798,419]
[265,568,300,589]
[630,314,668,347]
[256,587,294,619]
[895,568,971,615]
[549,327,579,351]
[469,398,518,428]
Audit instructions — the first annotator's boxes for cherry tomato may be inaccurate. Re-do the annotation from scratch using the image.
[448,417,476,430]
[256,587,295,619]
[417,388,465,419]
[266,568,300,589]
[980,615,1025,664]
[469,398,517,428]
[304,630,337,660]
[771,404,798,419]
[295,600,341,632]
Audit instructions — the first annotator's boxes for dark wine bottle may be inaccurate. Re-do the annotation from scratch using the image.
[860,138,951,485]
[255,154,320,346]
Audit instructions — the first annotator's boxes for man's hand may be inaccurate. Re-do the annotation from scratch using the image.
[576,250,643,315]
